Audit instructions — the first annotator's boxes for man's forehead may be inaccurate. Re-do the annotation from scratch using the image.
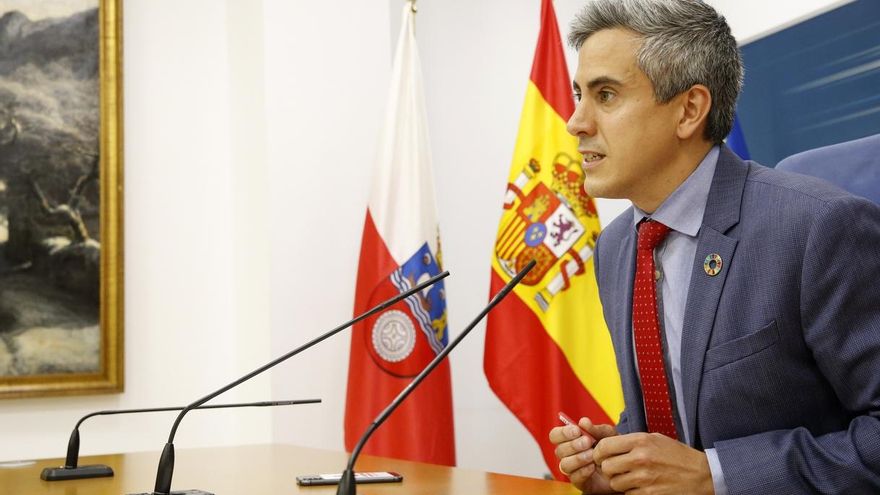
[574,28,643,84]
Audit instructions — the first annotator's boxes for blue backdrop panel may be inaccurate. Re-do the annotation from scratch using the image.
[736,0,880,166]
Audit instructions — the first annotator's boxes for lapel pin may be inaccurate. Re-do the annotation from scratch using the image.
[704,253,723,276]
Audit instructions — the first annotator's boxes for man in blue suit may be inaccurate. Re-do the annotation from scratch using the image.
[548,1,880,493]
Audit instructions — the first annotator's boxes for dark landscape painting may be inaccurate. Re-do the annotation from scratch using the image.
[0,1,105,387]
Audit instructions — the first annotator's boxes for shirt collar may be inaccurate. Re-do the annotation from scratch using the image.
[632,146,720,237]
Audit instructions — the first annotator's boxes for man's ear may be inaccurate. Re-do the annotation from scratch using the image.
[676,84,712,140]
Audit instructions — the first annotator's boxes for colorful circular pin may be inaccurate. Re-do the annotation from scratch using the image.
[704,253,723,276]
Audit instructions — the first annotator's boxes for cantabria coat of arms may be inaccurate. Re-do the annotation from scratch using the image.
[495,152,599,312]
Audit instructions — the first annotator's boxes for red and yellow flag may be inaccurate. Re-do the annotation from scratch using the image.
[483,0,623,479]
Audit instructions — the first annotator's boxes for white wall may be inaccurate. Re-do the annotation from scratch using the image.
[263,0,391,456]
[0,0,847,481]
[715,0,853,42]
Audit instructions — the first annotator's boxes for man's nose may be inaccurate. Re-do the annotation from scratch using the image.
[567,101,596,137]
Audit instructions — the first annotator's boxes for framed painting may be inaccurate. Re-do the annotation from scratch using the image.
[0,0,123,398]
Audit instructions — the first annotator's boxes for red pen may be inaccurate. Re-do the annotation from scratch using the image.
[558,411,596,443]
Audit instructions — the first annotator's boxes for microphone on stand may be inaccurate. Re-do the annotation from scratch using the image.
[336,260,536,495]
[39,399,320,481]
[132,270,450,495]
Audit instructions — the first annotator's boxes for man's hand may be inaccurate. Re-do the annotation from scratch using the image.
[549,417,619,494]
[593,432,714,494]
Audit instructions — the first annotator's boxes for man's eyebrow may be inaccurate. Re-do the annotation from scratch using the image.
[586,76,623,90]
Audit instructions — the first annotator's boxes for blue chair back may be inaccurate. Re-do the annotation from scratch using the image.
[776,134,880,205]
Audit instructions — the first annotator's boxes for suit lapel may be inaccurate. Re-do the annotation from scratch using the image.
[680,228,737,445]
[681,146,748,446]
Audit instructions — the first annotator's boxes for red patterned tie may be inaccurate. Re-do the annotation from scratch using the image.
[633,219,678,439]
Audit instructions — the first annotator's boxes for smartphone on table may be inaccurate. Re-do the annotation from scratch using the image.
[296,471,403,486]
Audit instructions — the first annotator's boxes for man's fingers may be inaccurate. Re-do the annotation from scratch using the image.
[596,448,631,476]
[606,470,642,494]
[558,449,591,477]
[592,432,646,464]
[555,436,593,461]
[589,434,713,494]
[579,417,617,439]
[568,460,596,486]
[549,424,583,444]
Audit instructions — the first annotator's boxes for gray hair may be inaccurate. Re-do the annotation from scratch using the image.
[569,0,743,144]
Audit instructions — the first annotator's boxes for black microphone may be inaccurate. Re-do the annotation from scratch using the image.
[336,260,536,495]
[40,399,320,481]
[135,270,450,495]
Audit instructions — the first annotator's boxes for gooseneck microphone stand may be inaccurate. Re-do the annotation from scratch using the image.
[40,400,320,481]
[143,270,449,495]
[337,260,535,495]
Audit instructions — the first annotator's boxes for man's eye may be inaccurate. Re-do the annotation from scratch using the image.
[598,90,615,103]
[573,92,582,103]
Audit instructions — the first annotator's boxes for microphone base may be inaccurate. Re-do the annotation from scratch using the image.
[41,464,114,481]
[127,490,214,495]
[128,490,214,495]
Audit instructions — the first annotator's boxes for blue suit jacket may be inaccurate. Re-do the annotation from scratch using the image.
[593,146,880,494]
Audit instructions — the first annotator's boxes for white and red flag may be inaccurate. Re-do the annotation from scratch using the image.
[343,4,455,465]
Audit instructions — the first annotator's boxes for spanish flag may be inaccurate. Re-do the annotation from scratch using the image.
[483,0,623,479]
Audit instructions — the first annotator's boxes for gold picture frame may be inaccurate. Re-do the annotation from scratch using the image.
[0,0,123,398]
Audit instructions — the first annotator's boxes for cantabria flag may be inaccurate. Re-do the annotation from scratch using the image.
[484,0,623,479]
[343,3,455,466]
